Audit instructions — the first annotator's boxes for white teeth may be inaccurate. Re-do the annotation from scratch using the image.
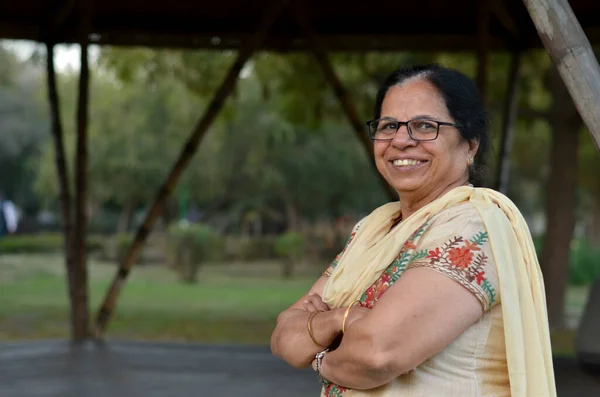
[393,159,422,167]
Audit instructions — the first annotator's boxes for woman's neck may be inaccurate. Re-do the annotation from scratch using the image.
[398,178,469,220]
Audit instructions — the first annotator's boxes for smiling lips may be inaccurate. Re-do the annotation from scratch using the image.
[391,159,427,168]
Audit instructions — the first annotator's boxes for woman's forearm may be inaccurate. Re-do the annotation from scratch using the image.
[319,324,399,390]
[271,308,343,369]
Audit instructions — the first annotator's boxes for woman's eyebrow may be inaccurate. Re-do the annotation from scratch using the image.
[379,114,441,121]
[410,114,441,120]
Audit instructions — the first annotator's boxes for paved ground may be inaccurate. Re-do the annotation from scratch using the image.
[0,341,598,397]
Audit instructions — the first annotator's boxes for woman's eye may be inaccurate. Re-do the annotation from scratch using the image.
[381,122,398,130]
[415,121,435,130]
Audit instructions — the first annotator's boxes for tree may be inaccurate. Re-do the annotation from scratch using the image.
[0,44,48,211]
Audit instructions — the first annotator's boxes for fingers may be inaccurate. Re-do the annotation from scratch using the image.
[303,300,319,312]
[308,293,331,311]
[302,293,330,312]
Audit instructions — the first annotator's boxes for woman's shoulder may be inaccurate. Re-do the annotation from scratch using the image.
[431,201,483,229]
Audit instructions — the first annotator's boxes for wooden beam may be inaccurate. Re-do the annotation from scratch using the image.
[292,3,397,201]
[93,0,284,338]
[523,0,600,151]
[494,50,522,194]
[490,0,520,39]
[72,0,92,341]
[0,22,518,52]
[44,0,76,33]
[45,42,77,337]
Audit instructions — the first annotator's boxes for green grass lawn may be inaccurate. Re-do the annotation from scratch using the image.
[0,254,318,343]
[0,254,591,355]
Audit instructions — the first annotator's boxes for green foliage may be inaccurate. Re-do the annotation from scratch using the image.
[534,236,600,286]
[236,236,277,262]
[0,233,104,254]
[273,232,306,260]
[167,223,221,283]
[568,240,600,286]
[106,233,138,265]
[0,44,48,210]
[274,231,307,279]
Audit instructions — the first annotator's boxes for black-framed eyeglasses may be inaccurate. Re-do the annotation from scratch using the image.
[365,117,458,142]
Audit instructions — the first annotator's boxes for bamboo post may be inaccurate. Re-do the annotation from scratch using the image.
[292,3,397,200]
[93,0,284,337]
[494,50,522,194]
[45,42,77,336]
[72,1,92,340]
[523,0,600,151]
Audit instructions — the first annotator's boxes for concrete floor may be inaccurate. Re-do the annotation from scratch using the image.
[0,341,597,397]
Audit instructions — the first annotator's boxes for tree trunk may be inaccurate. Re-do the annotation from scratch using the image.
[585,203,600,246]
[494,50,521,194]
[72,38,91,340]
[46,42,77,337]
[540,68,582,330]
[117,199,135,233]
[282,258,294,280]
[284,197,299,232]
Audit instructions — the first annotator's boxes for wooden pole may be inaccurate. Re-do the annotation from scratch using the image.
[523,0,600,151]
[292,3,397,200]
[45,42,77,337]
[476,0,491,105]
[72,1,92,340]
[494,50,522,194]
[93,0,284,337]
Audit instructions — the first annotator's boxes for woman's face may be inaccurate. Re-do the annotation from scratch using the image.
[374,78,478,196]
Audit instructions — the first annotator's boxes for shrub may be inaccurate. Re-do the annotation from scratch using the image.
[167,222,221,283]
[533,235,600,286]
[274,232,306,279]
[105,233,139,265]
[569,239,600,286]
[0,233,104,254]
[236,236,277,261]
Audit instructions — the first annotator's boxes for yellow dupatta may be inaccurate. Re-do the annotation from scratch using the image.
[322,186,556,397]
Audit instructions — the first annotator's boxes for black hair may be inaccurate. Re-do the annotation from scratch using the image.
[373,64,489,185]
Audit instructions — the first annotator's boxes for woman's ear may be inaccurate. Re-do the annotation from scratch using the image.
[468,138,480,159]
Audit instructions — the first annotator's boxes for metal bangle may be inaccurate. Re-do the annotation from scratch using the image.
[342,299,362,334]
[315,349,330,385]
[307,310,327,348]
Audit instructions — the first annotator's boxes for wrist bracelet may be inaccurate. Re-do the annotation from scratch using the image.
[315,349,330,386]
[342,299,362,334]
[307,310,327,348]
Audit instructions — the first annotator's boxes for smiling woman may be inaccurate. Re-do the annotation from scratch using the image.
[270,65,556,397]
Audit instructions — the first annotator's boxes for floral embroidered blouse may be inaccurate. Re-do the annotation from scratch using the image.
[322,202,510,397]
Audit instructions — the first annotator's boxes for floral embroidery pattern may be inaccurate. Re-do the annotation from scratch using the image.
[321,218,498,396]
[322,383,348,396]
[361,221,429,309]
[322,221,430,396]
[412,230,497,308]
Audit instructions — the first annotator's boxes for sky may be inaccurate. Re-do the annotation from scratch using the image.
[5,39,96,71]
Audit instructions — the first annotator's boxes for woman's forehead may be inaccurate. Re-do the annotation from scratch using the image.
[381,80,449,118]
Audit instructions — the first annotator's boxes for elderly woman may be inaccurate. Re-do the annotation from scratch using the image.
[270,65,556,396]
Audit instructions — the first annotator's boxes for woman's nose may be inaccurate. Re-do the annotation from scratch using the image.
[390,125,417,149]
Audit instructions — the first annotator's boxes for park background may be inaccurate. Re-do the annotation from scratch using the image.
[0,41,599,356]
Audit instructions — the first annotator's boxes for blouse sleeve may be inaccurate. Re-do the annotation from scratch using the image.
[406,203,500,311]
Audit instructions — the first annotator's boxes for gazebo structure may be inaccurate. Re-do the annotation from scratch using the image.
[1,0,600,395]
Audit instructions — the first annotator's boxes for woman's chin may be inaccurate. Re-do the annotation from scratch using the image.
[389,178,425,194]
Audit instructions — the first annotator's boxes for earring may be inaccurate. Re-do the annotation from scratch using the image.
[467,157,474,166]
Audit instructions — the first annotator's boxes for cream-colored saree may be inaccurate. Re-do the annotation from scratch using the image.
[322,186,556,397]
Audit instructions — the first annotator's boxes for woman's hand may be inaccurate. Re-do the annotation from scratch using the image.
[303,292,331,312]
